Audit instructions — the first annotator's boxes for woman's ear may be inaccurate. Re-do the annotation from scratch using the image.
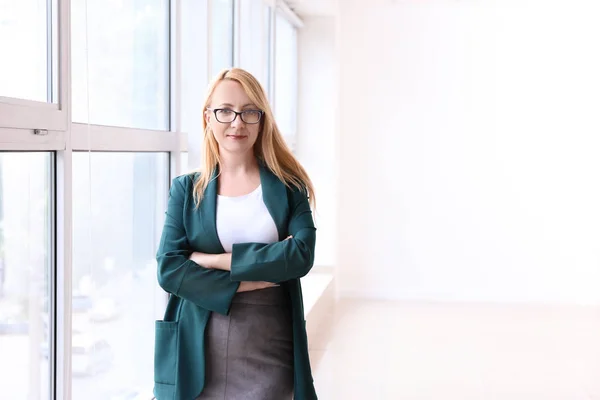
[204,109,210,124]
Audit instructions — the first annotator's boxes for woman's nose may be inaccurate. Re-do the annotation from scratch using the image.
[230,114,245,127]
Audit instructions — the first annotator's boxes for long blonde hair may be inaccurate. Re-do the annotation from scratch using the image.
[193,68,315,209]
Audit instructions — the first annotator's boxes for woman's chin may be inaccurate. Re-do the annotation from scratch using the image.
[220,143,255,155]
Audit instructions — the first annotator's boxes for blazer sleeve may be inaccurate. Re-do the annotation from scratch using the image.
[229,185,316,283]
[156,176,240,315]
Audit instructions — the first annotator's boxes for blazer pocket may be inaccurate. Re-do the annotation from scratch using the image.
[154,320,179,385]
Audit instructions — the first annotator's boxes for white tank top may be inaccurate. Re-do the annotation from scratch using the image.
[216,184,280,253]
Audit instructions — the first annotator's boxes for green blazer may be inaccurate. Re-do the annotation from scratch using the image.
[153,164,318,400]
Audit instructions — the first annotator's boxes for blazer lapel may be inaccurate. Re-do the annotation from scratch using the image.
[197,163,290,251]
[199,168,226,254]
[259,163,289,240]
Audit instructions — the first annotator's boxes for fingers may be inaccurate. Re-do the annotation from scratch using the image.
[239,281,280,293]
[237,281,251,293]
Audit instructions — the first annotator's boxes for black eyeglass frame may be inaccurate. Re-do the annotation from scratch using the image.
[207,108,264,124]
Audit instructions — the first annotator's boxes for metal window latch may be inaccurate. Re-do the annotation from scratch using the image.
[33,129,48,136]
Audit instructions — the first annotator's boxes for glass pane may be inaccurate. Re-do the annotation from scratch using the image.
[239,0,268,90]
[0,152,52,400]
[265,6,272,98]
[211,0,234,74]
[181,0,208,166]
[71,0,170,130]
[274,13,297,145]
[180,152,190,175]
[71,152,169,399]
[0,0,49,102]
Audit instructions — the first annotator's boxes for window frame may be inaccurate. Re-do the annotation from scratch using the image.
[235,0,269,89]
[271,1,302,151]
[0,0,68,132]
[0,0,304,398]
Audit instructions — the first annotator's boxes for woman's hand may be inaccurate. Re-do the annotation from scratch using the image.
[190,236,292,270]
[190,236,292,271]
[237,281,279,293]
[189,252,232,271]
[188,253,278,292]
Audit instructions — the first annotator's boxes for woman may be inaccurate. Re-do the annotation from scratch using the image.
[153,68,318,400]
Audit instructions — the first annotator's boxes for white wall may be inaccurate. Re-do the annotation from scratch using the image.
[297,16,337,268]
[335,0,600,305]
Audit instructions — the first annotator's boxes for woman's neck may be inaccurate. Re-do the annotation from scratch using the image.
[218,151,258,174]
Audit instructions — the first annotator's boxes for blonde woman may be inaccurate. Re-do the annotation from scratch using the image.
[153,68,318,400]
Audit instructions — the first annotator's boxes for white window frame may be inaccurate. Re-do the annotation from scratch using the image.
[272,1,302,151]
[231,0,303,151]
[0,0,69,132]
[0,0,186,398]
[0,0,306,398]
[207,0,236,78]
[275,0,303,29]
[181,0,209,170]
[236,0,271,92]
[233,0,242,67]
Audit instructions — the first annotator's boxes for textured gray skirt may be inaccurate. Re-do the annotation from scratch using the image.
[195,285,294,400]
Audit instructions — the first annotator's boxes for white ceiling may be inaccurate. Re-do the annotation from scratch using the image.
[284,0,337,16]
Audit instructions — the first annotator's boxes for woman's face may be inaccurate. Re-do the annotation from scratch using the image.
[205,80,262,156]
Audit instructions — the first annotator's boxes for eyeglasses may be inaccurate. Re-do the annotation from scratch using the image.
[207,108,264,124]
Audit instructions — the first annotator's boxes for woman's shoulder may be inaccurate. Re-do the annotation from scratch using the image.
[171,171,201,193]
[285,181,311,206]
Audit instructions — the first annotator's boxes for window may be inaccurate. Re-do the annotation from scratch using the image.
[181,0,209,170]
[0,0,65,131]
[265,5,274,99]
[71,152,168,399]
[180,152,190,174]
[0,0,51,103]
[239,0,269,90]
[0,152,53,400]
[211,0,234,75]
[274,11,298,149]
[0,1,304,399]
[71,0,170,130]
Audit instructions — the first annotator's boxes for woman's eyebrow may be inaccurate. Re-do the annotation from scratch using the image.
[217,103,257,109]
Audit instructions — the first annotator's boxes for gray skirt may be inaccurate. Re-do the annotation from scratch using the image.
[195,285,294,400]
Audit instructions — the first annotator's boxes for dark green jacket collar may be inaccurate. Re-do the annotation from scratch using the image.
[198,162,290,254]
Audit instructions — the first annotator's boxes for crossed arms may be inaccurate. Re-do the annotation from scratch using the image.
[156,177,316,315]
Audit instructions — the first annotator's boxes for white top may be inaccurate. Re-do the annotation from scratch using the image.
[216,184,279,253]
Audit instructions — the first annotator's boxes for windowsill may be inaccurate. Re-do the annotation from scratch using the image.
[301,269,334,319]
[302,269,335,354]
